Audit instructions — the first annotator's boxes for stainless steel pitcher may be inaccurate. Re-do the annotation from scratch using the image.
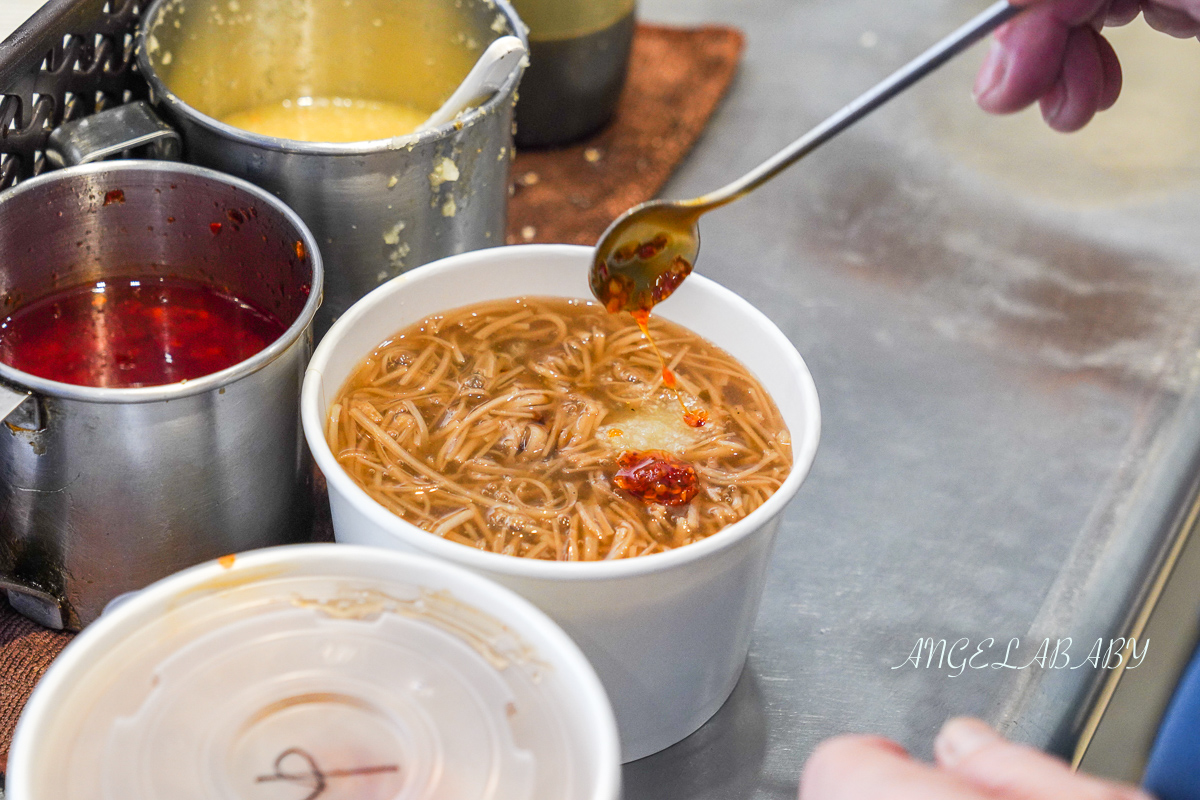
[137,0,525,337]
[0,161,323,630]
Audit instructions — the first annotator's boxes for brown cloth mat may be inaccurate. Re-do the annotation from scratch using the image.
[507,23,745,246]
[0,21,744,777]
[0,610,72,773]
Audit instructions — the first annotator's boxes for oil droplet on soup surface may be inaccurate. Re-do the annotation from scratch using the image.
[631,309,707,428]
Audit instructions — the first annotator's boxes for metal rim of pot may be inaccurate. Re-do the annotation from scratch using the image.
[0,159,325,407]
[135,0,529,158]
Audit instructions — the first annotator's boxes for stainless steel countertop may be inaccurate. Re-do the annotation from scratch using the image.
[625,0,1200,797]
[3,1,1200,798]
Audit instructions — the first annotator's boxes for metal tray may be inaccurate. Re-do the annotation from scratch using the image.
[0,0,145,192]
[624,0,1200,796]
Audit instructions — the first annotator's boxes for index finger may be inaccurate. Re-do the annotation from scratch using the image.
[975,0,1111,114]
[1006,0,1110,22]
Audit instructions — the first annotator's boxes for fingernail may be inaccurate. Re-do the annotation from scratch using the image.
[935,718,1002,768]
[1041,82,1067,127]
[973,41,1008,106]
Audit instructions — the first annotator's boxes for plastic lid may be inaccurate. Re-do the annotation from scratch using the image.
[8,545,620,800]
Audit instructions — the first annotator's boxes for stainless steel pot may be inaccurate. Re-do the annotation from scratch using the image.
[0,161,323,630]
[136,0,525,337]
[511,0,636,147]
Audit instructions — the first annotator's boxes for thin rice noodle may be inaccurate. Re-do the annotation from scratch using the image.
[328,297,792,561]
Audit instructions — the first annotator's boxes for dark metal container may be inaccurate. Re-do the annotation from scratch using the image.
[512,0,635,147]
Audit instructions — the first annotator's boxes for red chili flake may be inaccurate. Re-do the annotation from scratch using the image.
[596,273,634,314]
[651,255,693,303]
[166,216,176,223]
[227,209,245,224]
[295,240,306,260]
[612,241,639,263]
[210,222,222,235]
[103,189,125,206]
[634,310,709,426]
[614,450,699,506]
[637,233,669,261]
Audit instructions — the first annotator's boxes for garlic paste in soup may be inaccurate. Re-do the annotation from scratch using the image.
[222,96,430,142]
[327,297,793,561]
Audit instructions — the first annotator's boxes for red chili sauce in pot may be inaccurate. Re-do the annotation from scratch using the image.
[0,276,287,388]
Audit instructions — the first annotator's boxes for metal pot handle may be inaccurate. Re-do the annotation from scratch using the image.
[0,382,30,421]
[1,582,63,630]
[0,383,63,628]
[45,100,181,168]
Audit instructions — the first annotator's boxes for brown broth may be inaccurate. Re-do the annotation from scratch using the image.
[327,297,792,561]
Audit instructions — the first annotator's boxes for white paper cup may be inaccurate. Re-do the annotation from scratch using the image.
[7,544,620,800]
[301,245,821,761]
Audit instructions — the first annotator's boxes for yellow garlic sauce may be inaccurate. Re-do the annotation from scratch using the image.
[222,96,430,142]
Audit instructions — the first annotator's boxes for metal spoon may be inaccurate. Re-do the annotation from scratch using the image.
[416,36,527,132]
[590,0,1022,314]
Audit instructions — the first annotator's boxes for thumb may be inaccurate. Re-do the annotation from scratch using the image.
[934,718,1151,800]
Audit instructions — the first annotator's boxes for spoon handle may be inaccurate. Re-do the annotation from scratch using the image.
[691,0,1022,210]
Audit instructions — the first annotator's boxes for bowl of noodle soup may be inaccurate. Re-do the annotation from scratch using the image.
[301,244,820,761]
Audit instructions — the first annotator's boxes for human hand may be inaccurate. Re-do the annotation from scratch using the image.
[974,0,1200,132]
[799,717,1151,800]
